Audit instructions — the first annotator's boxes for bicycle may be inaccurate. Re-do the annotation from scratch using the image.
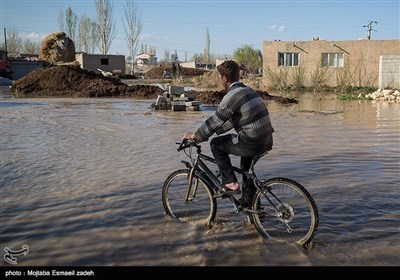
[161,140,319,248]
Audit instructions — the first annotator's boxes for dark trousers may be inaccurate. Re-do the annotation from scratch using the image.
[210,134,271,204]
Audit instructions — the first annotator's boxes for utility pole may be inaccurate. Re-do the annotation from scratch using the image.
[363,21,378,40]
[3,28,7,52]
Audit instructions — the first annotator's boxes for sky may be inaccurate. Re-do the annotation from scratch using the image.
[1,0,399,61]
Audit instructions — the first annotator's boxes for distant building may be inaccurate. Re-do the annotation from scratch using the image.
[135,53,158,65]
[180,60,215,70]
[216,59,226,67]
[18,54,39,61]
[180,61,196,68]
[75,53,125,76]
[263,39,400,89]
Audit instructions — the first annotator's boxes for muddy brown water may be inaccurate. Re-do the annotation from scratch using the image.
[0,88,399,266]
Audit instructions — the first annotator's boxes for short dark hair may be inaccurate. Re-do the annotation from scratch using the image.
[217,60,240,82]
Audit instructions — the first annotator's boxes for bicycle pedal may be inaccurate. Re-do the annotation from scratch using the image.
[213,193,229,198]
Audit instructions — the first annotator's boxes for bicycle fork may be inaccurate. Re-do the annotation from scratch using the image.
[180,160,198,203]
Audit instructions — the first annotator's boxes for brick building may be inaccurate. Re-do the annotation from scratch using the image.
[263,39,400,89]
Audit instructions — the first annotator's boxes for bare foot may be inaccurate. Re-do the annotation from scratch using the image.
[225,182,240,191]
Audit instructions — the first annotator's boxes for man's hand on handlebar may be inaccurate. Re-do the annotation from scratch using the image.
[178,133,200,151]
[182,132,196,141]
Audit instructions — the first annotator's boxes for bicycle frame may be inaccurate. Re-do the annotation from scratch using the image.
[181,142,281,214]
[164,140,319,246]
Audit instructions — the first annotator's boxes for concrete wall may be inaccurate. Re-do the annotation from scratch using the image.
[76,53,125,76]
[263,40,400,88]
[379,55,400,89]
[180,61,216,70]
[180,61,196,68]
[10,60,44,80]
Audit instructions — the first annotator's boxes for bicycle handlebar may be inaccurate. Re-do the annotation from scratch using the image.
[177,139,200,151]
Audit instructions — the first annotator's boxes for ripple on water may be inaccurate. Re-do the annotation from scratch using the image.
[1,97,399,265]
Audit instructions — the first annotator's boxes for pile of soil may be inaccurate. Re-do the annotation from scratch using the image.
[11,65,164,98]
[11,65,297,104]
[145,66,209,79]
[191,89,297,105]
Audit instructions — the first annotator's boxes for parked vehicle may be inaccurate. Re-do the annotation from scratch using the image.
[0,50,13,79]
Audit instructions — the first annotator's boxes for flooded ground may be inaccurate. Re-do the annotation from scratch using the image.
[0,88,399,266]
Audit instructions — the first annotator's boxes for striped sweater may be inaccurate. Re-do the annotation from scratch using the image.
[194,83,274,145]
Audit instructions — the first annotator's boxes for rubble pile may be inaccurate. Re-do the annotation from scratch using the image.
[152,86,201,111]
[145,66,209,79]
[364,89,400,102]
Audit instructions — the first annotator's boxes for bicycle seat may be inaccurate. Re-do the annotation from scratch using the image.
[250,151,269,168]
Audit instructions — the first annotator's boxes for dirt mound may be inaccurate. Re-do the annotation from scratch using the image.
[189,89,298,104]
[10,64,297,104]
[146,66,209,79]
[11,65,164,98]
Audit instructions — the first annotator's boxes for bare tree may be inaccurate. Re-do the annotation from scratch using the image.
[140,44,156,55]
[65,7,78,45]
[79,16,90,53]
[163,49,170,63]
[192,53,204,63]
[79,15,99,53]
[123,0,142,74]
[95,0,115,54]
[58,11,65,32]
[6,29,22,57]
[140,43,146,54]
[204,27,210,64]
[89,20,100,54]
[149,46,156,56]
[22,40,40,54]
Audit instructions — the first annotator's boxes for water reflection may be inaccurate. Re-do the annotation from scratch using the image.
[0,94,399,266]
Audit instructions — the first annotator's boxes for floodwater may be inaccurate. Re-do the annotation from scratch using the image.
[0,87,399,266]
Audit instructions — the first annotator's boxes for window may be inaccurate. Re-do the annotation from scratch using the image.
[278,52,299,67]
[100,58,109,65]
[321,53,344,67]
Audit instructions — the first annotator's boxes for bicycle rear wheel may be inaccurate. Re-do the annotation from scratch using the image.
[162,169,216,226]
[252,177,318,246]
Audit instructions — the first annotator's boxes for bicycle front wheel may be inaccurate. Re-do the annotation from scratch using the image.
[252,177,318,246]
[162,169,216,226]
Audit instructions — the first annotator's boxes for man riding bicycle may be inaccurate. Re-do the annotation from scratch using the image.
[182,60,274,208]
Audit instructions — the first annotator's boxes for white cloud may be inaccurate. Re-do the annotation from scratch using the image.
[140,33,156,42]
[268,25,286,32]
[20,32,47,42]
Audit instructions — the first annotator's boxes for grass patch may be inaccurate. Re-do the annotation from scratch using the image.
[338,93,373,100]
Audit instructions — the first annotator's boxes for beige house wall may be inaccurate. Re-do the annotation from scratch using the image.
[263,40,400,88]
[379,55,400,89]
